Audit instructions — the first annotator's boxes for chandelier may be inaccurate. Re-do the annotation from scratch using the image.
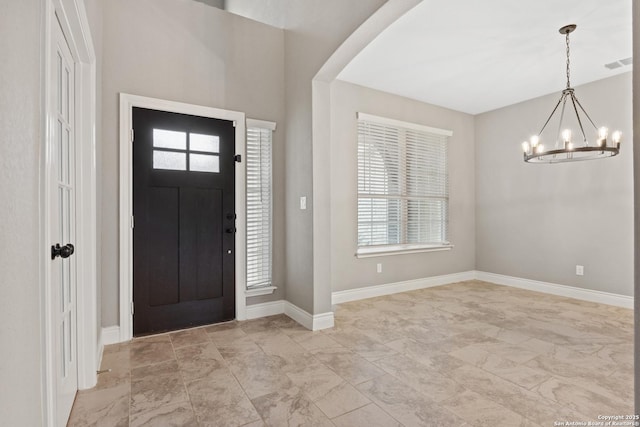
[522,25,621,163]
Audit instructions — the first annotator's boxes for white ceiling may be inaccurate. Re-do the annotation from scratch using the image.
[337,0,632,115]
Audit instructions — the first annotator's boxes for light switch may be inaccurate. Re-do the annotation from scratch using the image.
[300,196,307,210]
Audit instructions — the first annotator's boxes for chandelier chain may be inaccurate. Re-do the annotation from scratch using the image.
[566,32,571,88]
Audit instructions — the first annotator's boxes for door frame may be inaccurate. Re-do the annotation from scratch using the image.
[41,0,98,425]
[119,94,247,341]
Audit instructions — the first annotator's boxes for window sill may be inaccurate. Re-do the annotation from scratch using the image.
[245,286,277,297]
[356,244,453,258]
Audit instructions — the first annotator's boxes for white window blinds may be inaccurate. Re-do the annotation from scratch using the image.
[246,121,274,289]
[357,113,451,251]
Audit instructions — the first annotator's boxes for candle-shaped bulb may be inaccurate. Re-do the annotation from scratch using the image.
[612,131,622,144]
[536,144,544,154]
[598,127,608,139]
[562,129,572,143]
[521,141,530,153]
[566,142,574,151]
[530,135,539,148]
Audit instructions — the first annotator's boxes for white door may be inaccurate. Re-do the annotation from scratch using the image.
[50,15,78,426]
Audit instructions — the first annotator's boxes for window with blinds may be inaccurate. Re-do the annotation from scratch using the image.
[357,113,452,256]
[246,121,274,289]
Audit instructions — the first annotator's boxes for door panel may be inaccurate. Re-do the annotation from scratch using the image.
[147,186,180,307]
[50,15,78,426]
[179,188,223,301]
[133,107,236,336]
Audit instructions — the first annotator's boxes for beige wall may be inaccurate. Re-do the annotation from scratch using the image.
[0,0,45,424]
[227,0,387,313]
[476,73,633,296]
[99,0,286,326]
[329,80,477,292]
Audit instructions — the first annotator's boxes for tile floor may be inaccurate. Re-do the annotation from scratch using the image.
[68,280,634,426]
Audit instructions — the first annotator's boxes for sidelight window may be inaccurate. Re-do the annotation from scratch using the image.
[246,120,275,290]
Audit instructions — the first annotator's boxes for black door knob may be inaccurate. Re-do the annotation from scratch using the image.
[51,243,75,260]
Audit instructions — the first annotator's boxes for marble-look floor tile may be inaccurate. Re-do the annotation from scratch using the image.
[461,341,540,364]
[67,383,129,427]
[326,330,398,361]
[130,360,189,416]
[449,346,550,389]
[534,377,632,417]
[292,331,344,351]
[312,380,371,419]
[357,374,469,426]
[374,354,465,402]
[169,327,210,349]
[215,335,263,358]
[205,323,247,344]
[175,342,230,382]
[442,388,534,427]
[595,342,634,371]
[285,360,345,401]
[130,401,197,427]
[130,334,175,368]
[97,349,130,390]
[331,403,401,427]
[69,281,633,427]
[187,374,261,426]
[311,347,386,385]
[226,351,294,399]
[251,387,334,427]
[384,338,465,372]
[447,364,566,425]
[251,330,308,356]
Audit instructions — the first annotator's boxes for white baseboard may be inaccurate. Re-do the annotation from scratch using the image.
[332,271,476,305]
[475,271,633,309]
[101,326,121,346]
[246,300,285,319]
[284,301,334,331]
[246,300,334,331]
[331,270,632,310]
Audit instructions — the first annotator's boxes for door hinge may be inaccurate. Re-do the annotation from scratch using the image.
[131,215,134,228]
[131,301,134,315]
[234,154,242,163]
[130,129,134,142]
[233,120,237,128]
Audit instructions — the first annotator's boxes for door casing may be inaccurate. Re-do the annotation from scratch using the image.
[119,94,247,342]
[41,0,98,425]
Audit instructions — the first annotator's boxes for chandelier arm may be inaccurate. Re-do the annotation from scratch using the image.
[572,95,599,131]
[537,93,565,136]
[554,95,568,149]
[569,93,589,143]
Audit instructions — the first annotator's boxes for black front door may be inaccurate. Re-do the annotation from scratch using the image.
[133,107,236,336]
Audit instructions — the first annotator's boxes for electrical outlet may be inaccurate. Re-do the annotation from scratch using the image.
[576,265,584,276]
[376,263,382,273]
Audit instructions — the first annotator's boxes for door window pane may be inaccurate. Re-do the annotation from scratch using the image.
[190,153,219,173]
[153,129,186,150]
[190,133,220,153]
[153,151,187,170]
